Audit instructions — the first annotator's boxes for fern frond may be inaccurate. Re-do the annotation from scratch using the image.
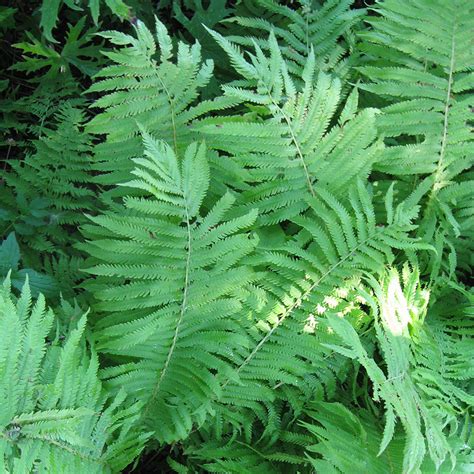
[199,32,381,224]
[80,132,259,443]
[358,0,474,272]
[0,276,148,473]
[3,102,95,255]
[303,402,405,474]
[224,0,364,81]
[86,19,236,195]
[197,182,429,439]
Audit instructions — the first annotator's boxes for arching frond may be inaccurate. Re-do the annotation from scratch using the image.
[198,31,381,224]
[80,132,259,443]
[196,182,430,439]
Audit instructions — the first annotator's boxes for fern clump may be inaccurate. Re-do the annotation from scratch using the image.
[0,276,148,473]
[1,1,473,472]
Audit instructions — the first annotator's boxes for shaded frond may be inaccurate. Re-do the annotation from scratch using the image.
[224,0,364,80]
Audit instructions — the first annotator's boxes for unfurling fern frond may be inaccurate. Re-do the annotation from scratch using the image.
[80,132,259,443]
[0,276,148,473]
[86,19,236,195]
[358,0,474,274]
[198,31,381,224]
[326,267,474,473]
[224,0,364,81]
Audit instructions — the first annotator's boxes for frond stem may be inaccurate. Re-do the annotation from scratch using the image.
[146,202,193,412]
[268,93,316,197]
[431,22,457,196]
[155,69,178,154]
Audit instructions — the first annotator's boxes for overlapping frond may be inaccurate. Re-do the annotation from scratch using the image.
[358,0,474,273]
[182,428,311,474]
[80,132,259,443]
[303,402,405,474]
[196,182,429,439]
[2,102,95,255]
[198,31,381,224]
[0,276,147,473]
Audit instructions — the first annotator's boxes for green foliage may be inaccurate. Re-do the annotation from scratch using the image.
[0,233,57,298]
[303,402,405,473]
[13,18,102,79]
[81,132,259,443]
[2,102,95,255]
[85,19,236,196]
[0,276,148,472]
[326,267,473,473]
[358,0,474,276]
[40,0,130,42]
[1,1,473,472]
[197,31,381,223]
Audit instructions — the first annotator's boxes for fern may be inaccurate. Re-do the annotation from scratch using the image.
[80,131,259,443]
[198,31,381,224]
[326,267,473,473]
[0,276,148,473]
[2,2,473,471]
[358,0,474,274]
[303,402,405,474]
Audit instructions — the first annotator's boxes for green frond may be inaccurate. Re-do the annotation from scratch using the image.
[3,102,95,256]
[0,276,148,473]
[198,34,381,224]
[196,182,429,439]
[303,402,405,474]
[80,132,259,443]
